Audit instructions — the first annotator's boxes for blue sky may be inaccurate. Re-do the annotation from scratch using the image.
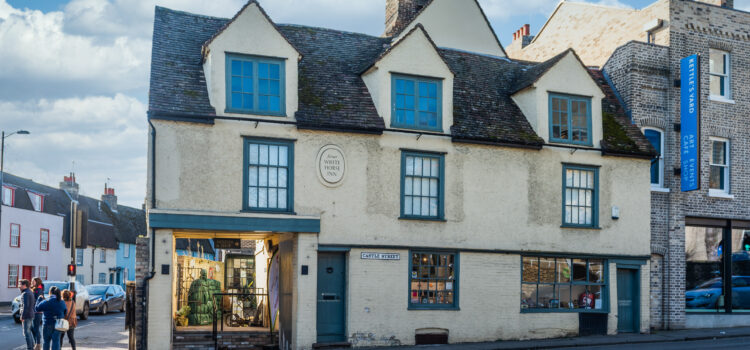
[1,0,748,207]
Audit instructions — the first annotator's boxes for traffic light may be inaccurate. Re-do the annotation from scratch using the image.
[67,264,76,276]
[743,233,750,252]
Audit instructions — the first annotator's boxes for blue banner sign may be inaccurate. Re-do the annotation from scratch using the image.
[680,54,700,192]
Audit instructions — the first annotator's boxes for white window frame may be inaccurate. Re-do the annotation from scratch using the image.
[642,127,666,191]
[10,223,20,248]
[709,136,731,198]
[100,249,106,263]
[1,186,13,206]
[39,266,48,280]
[28,192,43,212]
[8,265,18,288]
[709,49,731,101]
[123,244,129,258]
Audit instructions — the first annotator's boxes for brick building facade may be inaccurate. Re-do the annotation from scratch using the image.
[509,0,750,330]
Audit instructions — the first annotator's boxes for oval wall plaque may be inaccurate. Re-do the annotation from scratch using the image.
[316,145,346,187]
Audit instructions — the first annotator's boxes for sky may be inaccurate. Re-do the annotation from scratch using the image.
[1,0,749,208]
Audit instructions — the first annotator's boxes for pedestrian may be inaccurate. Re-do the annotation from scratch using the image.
[31,277,45,350]
[35,286,66,350]
[18,279,36,350]
[59,290,77,350]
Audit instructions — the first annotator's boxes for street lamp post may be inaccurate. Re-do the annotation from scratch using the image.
[0,130,31,240]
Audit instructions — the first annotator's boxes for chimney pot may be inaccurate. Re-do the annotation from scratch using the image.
[524,24,530,36]
[60,173,79,197]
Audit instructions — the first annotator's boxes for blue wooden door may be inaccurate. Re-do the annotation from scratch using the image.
[317,252,346,343]
[617,268,638,333]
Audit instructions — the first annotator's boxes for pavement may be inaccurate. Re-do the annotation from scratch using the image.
[359,327,750,350]
[0,305,11,319]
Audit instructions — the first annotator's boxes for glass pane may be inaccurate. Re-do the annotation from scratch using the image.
[248,166,258,186]
[732,229,750,310]
[258,167,268,186]
[709,50,726,75]
[414,157,423,176]
[710,75,724,97]
[248,187,258,207]
[522,257,538,283]
[557,258,571,283]
[269,64,280,79]
[258,63,269,79]
[231,60,242,75]
[421,197,429,216]
[710,166,725,191]
[404,195,412,215]
[269,146,279,166]
[429,198,438,217]
[278,146,288,166]
[429,179,438,197]
[258,188,267,207]
[573,259,587,282]
[242,61,252,76]
[259,145,269,165]
[405,157,414,176]
[521,284,538,309]
[589,285,603,310]
[686,226,723,311]
[712,141,727,165]
[404,177,413,196]
[268,188,278,208]
[589,260,603,283]
[558,284,572,309]
[540,258,555,283]
[268,167,278,187]
[249,144,259,164]
[278,168,287,188]
[538,284,555,309]
[278,189,287,209]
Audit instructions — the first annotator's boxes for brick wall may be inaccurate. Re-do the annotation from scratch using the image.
[135,236,150,349]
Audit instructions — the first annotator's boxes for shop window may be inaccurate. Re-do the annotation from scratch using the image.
[243,138,294,212]
[401,152,444,220]
[76,249,84,266]
[8,265,18,288]
[40,229,49,251]
[686,226,724,311]
[709,49,730,100]
[226,53,285,116]
[562,165,598,228]
[521,256,606,312]
[709,138,729,195]
[10,223,20,247]
[549,93,592,146]
[391,74,442,132]
[643,128,664,188]
[731,229,750,311]
[409,252,458,309]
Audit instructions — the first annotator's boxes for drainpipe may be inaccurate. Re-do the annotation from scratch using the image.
[143,117,157,350]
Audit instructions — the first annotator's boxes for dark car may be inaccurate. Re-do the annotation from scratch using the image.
[686,276,750,309]
[86,284,125,315]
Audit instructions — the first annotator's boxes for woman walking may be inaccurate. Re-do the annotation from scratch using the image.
[59,290,77,350]
[35,286,66,350]
[31,278,45,350]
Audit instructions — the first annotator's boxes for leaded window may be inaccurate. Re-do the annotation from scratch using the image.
[401,152,444,219]
[226,54,285,115]
[409,251,458,309]
[549,93,592,145]
[244,138,294,212]
[562,165,598,228]
[521,256,606,312]
[391,75,442,131]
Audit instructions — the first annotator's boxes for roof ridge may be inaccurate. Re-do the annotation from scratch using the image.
[154,5,229,20]
[278,23,387,39]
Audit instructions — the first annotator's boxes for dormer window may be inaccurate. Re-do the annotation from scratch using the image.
[391,74,442,132]
[1,186,13,206]
[226,53,285,116]
[29,192,43,212]
[549,93,592,146]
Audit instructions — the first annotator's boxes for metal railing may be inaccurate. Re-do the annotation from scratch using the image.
[211,289,270,344]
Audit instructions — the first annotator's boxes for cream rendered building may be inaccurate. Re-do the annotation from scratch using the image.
[142,0,655,349]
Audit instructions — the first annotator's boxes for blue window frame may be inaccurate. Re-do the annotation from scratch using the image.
[226,53,285,116]
[521,256,608,313]
[391,74,442,132]
[409,251,459,309]
[400,151,444,220]
[549,93,592,145]
[562,164,599,228]
[243,138,294,213]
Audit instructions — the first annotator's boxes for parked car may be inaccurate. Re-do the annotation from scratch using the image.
[11,294,22,323]
[86,284,125,315]
[43,280,90,320]
[686,276,750,309]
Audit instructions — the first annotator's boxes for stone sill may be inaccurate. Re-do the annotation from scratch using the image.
[709,95,735,104]
[651,186,670,193]
[708,189,734,199]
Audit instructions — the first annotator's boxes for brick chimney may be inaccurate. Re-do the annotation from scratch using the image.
[697,0,733,8]
[59,172,79,197]
[101,184,117,211]
[385,0,430,37]
[511,24,534,48]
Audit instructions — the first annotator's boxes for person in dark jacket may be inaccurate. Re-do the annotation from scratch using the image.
[18,279,36,350]
[35,286,66,350]
[32,277,44,350]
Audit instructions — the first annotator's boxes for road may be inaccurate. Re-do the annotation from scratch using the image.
[549,336,750,349]
[0,312,127,350]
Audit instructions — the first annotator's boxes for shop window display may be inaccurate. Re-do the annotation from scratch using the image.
[521,256,605,311]
[409,252,457,308]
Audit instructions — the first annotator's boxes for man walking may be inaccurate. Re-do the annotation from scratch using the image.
[19,279,36,350]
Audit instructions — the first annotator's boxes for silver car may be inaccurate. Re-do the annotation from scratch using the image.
[42,281,90,320]
[11,294,22,323]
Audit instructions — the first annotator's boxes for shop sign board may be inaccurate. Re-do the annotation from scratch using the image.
[680,54,700,192]
[316,145,346,187]
[214,238,242,249]
[361,252,400,260]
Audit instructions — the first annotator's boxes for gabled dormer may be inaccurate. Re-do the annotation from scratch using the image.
[511,49,605,149]
[362,25,454,133]
[386,0,506,58]
[202,1,301,119]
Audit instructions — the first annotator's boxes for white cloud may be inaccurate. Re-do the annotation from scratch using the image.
[480,0,632,20]
[1,94,148,208]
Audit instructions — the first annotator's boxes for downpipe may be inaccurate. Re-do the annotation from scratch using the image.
[142,117,158,349]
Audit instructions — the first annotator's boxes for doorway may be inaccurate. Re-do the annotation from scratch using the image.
[316,252,346,343]
[616,268,639,333]
[22,266,34,281]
